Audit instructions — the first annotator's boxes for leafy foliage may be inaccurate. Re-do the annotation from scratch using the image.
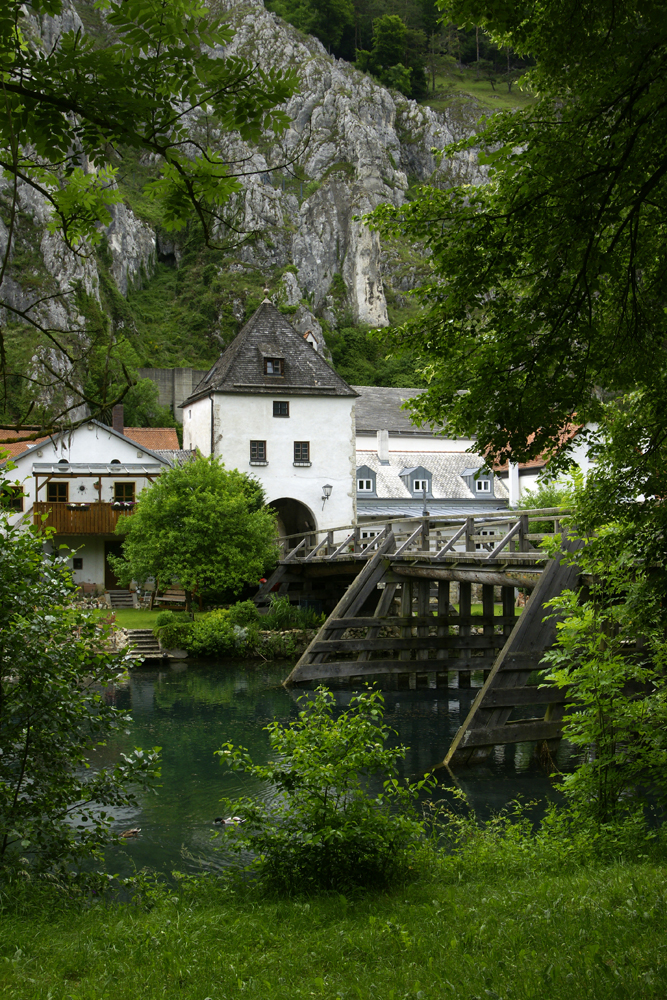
[111,456,278,603]
[0,511,160,873]
[0,0,296,442]
[370,0,667,469]
[216,687,434,891]
[542,586,667,824]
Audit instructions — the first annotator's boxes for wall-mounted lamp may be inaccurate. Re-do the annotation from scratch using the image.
[321,484,333,510]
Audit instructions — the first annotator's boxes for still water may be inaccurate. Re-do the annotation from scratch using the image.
[99,660,577,877]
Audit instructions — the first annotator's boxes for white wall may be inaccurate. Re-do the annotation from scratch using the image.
[7,422,166,527]
[44,535,106,591]
[356,433,477,453]
[184,392,356,531]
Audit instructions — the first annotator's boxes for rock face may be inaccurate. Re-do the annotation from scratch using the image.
[3,0,484,340]
[215,0,484,326]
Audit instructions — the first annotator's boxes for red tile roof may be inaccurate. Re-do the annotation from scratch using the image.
[124,427,180,450]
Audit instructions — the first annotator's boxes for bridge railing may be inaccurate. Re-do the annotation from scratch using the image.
[275,508,574,563]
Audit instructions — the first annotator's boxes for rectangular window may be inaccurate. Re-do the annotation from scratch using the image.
[294,441,310,462]
[250,440,267,462]
[414,479,429,493]
[264,357,284,376]
[357,479,374,491]
[114,482,135,502]
[273,401,289,417]
[47,482,68,503]
[476,479,491,492]
[73,557,83,570]
[2,484,24,511]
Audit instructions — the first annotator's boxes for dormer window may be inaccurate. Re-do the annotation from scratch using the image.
[413,478,429,494]
[461,466,494,498]
[264,357,284,376]
[476,479,491,493]
[356,465,376,495]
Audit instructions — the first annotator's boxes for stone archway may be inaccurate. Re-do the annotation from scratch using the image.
[270,497,317,550]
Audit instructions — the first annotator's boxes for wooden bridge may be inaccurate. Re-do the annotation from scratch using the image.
[257,509,581,765]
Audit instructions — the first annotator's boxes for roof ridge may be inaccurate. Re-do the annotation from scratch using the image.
[184,301,357,402]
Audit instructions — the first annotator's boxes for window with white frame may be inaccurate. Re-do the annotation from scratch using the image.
[413,479,429,493]
[476,479,491,492]
[357,478,374,491]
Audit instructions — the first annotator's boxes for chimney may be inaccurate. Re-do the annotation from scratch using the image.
[112,404,124,435]
[377,429,389,464]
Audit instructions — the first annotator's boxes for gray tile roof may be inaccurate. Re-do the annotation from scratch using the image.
[352,386,446,434]
[185,302,357,401]
[154,449,197,466]
[355,451,509,501]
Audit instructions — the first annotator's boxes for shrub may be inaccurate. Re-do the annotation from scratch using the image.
[226,600,260,628]
[0,516,160,874]
[155,610,174,628]
[156,621,194,650]
[215,687,434,892]
[262,594,325,631]
[186,609,248,657]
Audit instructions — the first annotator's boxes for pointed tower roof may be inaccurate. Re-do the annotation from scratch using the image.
[182,301,358,404]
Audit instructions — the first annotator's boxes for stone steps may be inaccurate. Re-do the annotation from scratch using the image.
[108,589,135,608]
[126,628,163,659]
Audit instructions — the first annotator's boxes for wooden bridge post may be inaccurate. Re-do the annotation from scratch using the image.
[437,581,450,681]
[421,518,430,551]
[482,584,495,681]
[458,581,472,688]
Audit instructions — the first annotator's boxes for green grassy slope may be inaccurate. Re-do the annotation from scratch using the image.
[2,863,665,998]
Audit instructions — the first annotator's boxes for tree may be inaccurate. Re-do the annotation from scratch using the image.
[111,456,278,605]
[0,1,297,445]
[0,490,160,873]
[308,0,355,52]
[370,0,667,471]
[216,687,434,891]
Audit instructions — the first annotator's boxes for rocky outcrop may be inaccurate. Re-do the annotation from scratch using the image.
[4,0,484,343]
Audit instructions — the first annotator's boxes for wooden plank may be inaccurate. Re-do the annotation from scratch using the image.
[309,634,506,653]
[480,686,565,707]
[443,537,582,765]
[391,566,542,589]
[437,580,449,662]
[459,720,564,748]
[284,538,306,562]
[331,615,517,628]
[485,520,522,559]
[394,524,424,557]
[356,581,398,663]
[289,659,465,681]
[284,534,396,684]
[434,523,467,558]
[327,532,356,560]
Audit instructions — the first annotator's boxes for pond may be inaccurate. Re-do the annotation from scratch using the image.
[99,660,578,878]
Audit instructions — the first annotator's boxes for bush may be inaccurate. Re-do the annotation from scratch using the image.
[0,516,160,874]
[215,688,434,892]
[226,600,260,628]
[155,610,174,628]
[262,594,325,631]
[155,620,194,650]
[186,609,249,657]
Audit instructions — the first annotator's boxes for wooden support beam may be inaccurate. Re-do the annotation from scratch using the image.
[390,566,541,589]
[309,634,506,654]
[458,581,472,688]
[459,720,564,749]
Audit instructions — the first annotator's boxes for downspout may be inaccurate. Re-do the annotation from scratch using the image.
[210,393,214,457]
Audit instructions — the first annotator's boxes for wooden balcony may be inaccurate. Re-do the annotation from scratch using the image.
[33,502,132,535]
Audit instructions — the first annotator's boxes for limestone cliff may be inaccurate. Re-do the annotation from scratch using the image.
[1,0,485,365]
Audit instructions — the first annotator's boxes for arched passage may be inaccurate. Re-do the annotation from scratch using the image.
[270,497,317,550]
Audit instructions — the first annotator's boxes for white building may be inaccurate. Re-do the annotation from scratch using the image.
[3,416,188,592]
[181,299,358,539]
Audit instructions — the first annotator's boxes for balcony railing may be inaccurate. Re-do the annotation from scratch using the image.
[33,502,132,535]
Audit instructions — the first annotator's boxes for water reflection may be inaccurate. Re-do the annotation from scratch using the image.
[101,660,577,877]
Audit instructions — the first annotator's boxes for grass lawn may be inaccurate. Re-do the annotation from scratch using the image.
[2,862,666,999]
[423,69,536,116]
[94,608,207,630]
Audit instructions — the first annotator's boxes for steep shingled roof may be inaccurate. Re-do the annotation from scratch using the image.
[184,301,357,402]
[351,386,445,435]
